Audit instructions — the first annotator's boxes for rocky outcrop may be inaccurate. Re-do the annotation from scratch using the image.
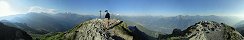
[159,21,244,40]
[237,27,244,36]
[171,28,183,36]
[41,19,133,40]
[128,26,157,40]
[0,22,32,40]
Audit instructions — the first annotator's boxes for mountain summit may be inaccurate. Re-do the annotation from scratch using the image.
[159,21,244,40]
[41,18,134,40]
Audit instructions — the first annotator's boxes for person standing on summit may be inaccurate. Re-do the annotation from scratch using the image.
[104,10,110,28]
[105,10,110,19]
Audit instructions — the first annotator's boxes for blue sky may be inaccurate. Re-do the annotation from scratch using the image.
[0,0,244,16]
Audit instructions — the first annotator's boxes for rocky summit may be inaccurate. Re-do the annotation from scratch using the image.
[41,18,133,40]
[159,21,244,40]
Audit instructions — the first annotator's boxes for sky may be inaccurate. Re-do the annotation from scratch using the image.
[0,0,244,17]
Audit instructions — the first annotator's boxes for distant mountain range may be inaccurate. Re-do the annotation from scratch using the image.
[0,12,96,33]
[1,12,244,40]
[116,15,242,33]
[0,12,243,35]
[0,20,48,34]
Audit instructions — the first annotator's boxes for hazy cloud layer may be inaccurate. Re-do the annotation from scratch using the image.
[28,6,57,13]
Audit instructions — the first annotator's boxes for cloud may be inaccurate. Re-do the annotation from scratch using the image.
[0,1,17,17]
[28,6,57,13]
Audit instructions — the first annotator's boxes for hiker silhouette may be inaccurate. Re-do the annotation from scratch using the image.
[105,10,110,19]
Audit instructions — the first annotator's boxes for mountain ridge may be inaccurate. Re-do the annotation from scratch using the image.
[0,12,96,32]
[159,21,244,40]
[40,18,135,40]
[0,22,32,40]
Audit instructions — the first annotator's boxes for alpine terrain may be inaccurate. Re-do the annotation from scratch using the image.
[40,18,135,40]
[0,22,32,40]
[159,21,244,40]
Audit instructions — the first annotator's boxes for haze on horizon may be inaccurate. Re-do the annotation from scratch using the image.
[0,0,244,18]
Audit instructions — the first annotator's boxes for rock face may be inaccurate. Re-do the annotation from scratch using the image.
[171,28,183,36]
[0,22,32,40]
[237,27,244,36]
[41,19,133,40]
[159,21,244,40]
[128,26,156,40]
